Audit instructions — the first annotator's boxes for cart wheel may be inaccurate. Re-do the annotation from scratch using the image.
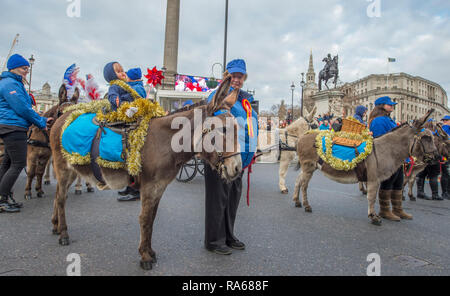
[176,157,198,182]
[197,158,205,176]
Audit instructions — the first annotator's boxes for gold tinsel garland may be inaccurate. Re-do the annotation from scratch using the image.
[60,93,164,175]
[315,122,373,171]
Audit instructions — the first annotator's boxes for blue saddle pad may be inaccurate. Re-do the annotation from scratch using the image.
[62,113,124,162]
[322,136,368,162]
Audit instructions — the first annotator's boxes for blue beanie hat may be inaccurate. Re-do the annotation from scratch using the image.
[226,59,247,75]
[126,68,142,80]
[7,54,30,70]
[103,62,119,83]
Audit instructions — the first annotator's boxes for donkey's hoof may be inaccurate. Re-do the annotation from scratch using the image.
[294,201,302,208]
[37,192,44,198]
[281,189,288,194]
[75,190,82,195]
[362,190,367,195]
[87,187,94,193]
[369,214,382,226]
[151,254,157,263]
[44,180,51,185]
[24,194,32,200]
[409,196,416,202]
[59,237,70,246]
[52,228,59,235]
[140,260,152,270]
[304,206,312,213]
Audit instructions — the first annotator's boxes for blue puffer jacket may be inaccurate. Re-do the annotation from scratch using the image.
[103,62,134,111]
[370,115,397,138]
[442,124,450,136]
[207,88,258,169]
[128,81,146,98]
[0,71,47,129]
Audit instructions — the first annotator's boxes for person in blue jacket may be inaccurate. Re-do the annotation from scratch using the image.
[126,68,146,98]
[204,59,258,255]
[440,115,450,200]
[369,96,412,221]
[103,62,134,111]
[0,54,52,213]
[354,105,367,125]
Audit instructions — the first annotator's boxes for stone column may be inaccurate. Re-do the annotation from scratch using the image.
[162,0,180,90]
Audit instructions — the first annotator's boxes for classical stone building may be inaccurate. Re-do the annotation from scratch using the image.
[343,73,449,122]
[33,82,59,114]
[303,52,449,121]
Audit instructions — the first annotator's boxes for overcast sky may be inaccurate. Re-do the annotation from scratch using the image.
[1,0,449,110]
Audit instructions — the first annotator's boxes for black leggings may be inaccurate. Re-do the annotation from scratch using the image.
[0,131,28,196]
[380,167,404,191]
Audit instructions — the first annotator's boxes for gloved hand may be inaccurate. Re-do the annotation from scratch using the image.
[125,107,138,118]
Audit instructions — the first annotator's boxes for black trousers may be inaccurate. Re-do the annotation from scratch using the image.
[380,167,404,191]
[204,164,243,248]
[441,162,449,193]
[0,131,28,196]
[417,163,440,179]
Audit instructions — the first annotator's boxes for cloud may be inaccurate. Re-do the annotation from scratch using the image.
[0,0,448,111]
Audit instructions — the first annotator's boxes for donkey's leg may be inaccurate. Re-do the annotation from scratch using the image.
[279,152,293,194]
[359,182,367,195]
[24,157,36,200]
[35,156,48,198]
[138,183,166,270]
[74,176,82,195]
[300,164,315,213]
[85,181,94,193]
[44,157,51,185]
[54,170,77,245]
[366,181,382,226]
[408,173,417,201]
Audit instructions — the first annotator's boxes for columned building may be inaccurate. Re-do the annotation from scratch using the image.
[33,82,59,114]
[345,73,448,122]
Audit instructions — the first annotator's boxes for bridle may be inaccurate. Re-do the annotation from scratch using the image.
[200,126,240,174]
[27,128,50,149]
[409,130,436,164]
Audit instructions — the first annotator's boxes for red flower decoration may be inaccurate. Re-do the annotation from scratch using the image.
[144,67,165,87]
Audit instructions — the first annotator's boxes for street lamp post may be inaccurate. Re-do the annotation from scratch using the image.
[290,82,295,121]
[300,72,305,117]
[223,0,229,69]
[28,54,35,94]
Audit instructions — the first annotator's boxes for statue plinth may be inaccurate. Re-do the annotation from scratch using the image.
[311,89,345,118]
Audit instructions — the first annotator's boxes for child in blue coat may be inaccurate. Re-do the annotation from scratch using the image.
[126,68,146,98]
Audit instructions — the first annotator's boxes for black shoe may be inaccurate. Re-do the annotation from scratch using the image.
[118,186,135,196]
[442,192,450,200]
[417,192,432,200]
[0,196,20,213]
[205,244,232,255]
[227,240,246,250]
[432,194,443,200]
[8,193,23,208]
[117,191,140,202]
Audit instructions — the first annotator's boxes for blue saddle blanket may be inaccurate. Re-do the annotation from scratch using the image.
[61,113,124,162]
[322,136,367,162]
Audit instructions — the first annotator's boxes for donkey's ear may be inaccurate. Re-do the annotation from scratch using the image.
[58,84,67,104]
[435,123,448,140]
[414,109,435,129]
[70,87,80,104]
[305,105,317,122]
[207,74,232,115]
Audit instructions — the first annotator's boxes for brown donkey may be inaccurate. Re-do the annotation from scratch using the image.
[50,75,242,270]
[293,109,438,225]
[24,85,80,199]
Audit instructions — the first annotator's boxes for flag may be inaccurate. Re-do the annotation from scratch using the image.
[388,58,396,62]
